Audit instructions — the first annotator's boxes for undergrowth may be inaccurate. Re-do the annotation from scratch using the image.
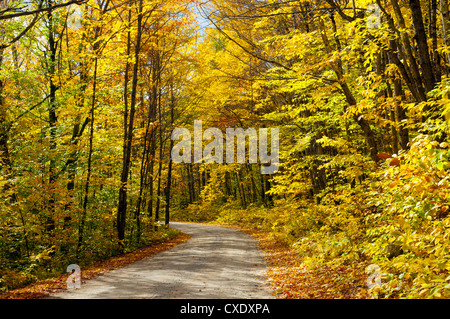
[173,135,450,300]
[0,227,180,292]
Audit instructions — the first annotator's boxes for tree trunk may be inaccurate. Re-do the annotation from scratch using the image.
[430,0,441,82]
[0,49,12,175]
[262,172,273,207]
[386,39,410,150]
[246,164,258,203]
[46,0,58,233]
[155,89,163,228]
[389,0,428,101]
[147,141,155,218]
[164,83,175,226]
[187,163,194,203]
[134,92,150,241]
[117,1,143,247]
[77,57,98,260]
[409,0,436,93]
[440,0,450,67]
[235,170,247,209]
[224,170,232,197]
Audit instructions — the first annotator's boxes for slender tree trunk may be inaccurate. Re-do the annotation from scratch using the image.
[430,0,441,82]
[77,57,98,260]
[409,0,436,92]
[187,163,195,203]
[196,166,202,197]
[260,173,266,206]
[154,145,162,227]
[440,0,450,68]
[389,0,428,101]
[235,171,247,209]
[246,164,258,203]
[391,107,399,154]
[117,1,143,247]
[117,9,131,247]
[263,172,273,207]
[147,143,155,217]
[224,170,232,197]
[0,49,12,175]
[386,40,410,150]
[146,42,160,223]
[46,0,58,233]
[155,89,163,228]
[164,83,175,226]
[135,94,150,241]
[65,6,91,227]
[147,95,158,221]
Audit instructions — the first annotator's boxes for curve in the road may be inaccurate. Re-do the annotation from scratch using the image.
[47,222,275,299]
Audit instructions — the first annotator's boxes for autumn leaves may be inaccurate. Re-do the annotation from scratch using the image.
[0,0,198,290]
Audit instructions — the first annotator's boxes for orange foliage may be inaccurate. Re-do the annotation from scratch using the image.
[230,225,371,299]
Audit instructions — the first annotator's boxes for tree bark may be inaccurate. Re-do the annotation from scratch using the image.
[117,1,143,247]
[388,0,428,101]
[430,0,441,82]
[77,57,98,260]
[154,89,163,228]
[164,83,175,226]
[235,170,247,209]
[389,40,410,150]
[440,0,450,67]
[187,163,194,203]
[409,0,436,92]
[46,0,58,233]
[0,49,12,174]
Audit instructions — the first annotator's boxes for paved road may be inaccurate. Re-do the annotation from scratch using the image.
[47,222,275,299]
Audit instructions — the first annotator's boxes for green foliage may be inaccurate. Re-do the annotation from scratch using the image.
[172,201,221,222]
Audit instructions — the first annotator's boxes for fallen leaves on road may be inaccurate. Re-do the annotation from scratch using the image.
[237,226,371,299]
[0,232,190,299]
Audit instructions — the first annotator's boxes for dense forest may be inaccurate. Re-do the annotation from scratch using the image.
[1,0,450,298]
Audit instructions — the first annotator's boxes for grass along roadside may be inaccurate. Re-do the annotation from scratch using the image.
[0,231,190,299]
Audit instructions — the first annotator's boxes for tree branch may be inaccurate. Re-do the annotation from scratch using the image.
[0,14,42,50]
[0,0,86,20]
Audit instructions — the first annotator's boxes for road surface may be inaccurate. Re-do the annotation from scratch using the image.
[47,222,275,299]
